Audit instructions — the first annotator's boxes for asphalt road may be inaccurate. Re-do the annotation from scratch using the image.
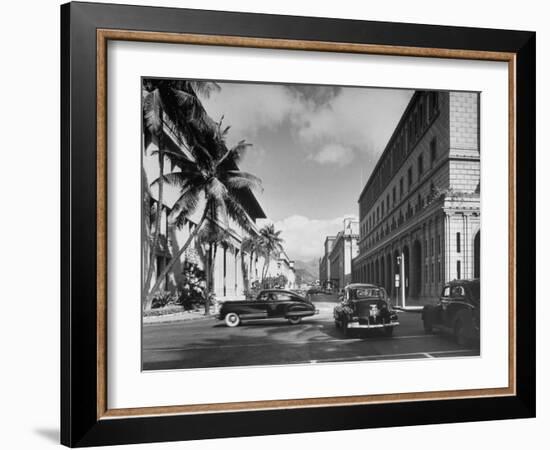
[142,294,479,371]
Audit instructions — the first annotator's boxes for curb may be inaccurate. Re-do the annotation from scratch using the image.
[143,313,219,325]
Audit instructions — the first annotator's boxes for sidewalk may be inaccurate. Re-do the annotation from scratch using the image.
[391,296,438,312]
[143,307,219,325]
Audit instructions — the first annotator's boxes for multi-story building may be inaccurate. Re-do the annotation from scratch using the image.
[352,91,480,305]
[319,236,336,290]
[319,218,359,291]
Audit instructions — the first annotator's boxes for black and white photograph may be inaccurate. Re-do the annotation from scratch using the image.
[141,79,481,371]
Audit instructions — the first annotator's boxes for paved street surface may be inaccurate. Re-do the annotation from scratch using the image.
[142,294,479,371]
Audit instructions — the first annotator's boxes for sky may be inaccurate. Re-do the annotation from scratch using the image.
[199,82,413,262]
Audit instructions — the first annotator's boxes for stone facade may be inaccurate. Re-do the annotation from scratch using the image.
[320,218,359,291]
[352,91,480,305]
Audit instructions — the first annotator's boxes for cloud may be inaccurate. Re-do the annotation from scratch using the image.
[272,214,357,262]
[200,83,307,144]
[310,143,355,166]
[200,83,413,168]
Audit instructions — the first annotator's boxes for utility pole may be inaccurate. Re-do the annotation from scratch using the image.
[397,253,406,308]
[401,251,406,308]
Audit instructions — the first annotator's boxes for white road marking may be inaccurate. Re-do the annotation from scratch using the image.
[315,349,477,363]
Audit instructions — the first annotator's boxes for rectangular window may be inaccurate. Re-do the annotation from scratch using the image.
[407,167,413,190]
[418,154,424,178]
[430,138,437,166]
[438,234,441,254]
[400,178,404,198]
[457,260,461,279]
[386,194,390,212]
[456,232,461,253]
[431,237,434,256]
[381,202,385,216]
[431,263,434,283]
[438,261,441,282]
[392,186,396,204]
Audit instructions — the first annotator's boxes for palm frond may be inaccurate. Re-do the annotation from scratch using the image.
[143,89,163,135]
[224,193,255,234]
[225,171,263,192]
[169,187,202,228]
[206,177,228,201]
[150,172,189,189]
[189,81,221,99]
[215,140,252,169]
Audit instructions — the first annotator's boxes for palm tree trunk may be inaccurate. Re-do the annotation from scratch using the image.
[143,134,164,307]
[204,243,218,315]
[262,255,270,288]
[241,252,249,293]
[144,206,209,310]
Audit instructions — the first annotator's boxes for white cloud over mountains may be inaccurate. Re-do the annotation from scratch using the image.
[273,214,357,261]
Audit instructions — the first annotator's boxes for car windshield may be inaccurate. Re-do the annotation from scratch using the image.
[350,287,384,300]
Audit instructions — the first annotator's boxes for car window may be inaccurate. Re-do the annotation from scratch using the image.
[351,288,383,299]
[442,286,451,297]
[275,293,293,301]
[451,286,465,297]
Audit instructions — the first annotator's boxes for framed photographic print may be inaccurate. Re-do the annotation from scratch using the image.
[60,1,536,447]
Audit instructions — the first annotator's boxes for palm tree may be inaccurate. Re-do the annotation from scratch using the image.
[141,80,220,301]
[197,222,232,314]
[240,235,263,293]
[258,224,284,288]
[143,135,262,310]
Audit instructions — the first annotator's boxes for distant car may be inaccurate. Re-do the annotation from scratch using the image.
[333,284,399,337]
[307,287,323,295]
[421,279,480,346]
[217,289,318,327]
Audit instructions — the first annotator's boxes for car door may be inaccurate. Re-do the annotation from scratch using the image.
[244,292,269,319]
[444,285,467,327]
[266,292,292,318]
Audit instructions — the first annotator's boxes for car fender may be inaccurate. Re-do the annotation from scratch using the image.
[421,305,433,321]
[454,309,475,338]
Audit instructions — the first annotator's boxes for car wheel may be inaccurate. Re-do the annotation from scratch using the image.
[288,317,302,325]
[384,326,394,337]
[454,320,467,346]
[224,312,241,328]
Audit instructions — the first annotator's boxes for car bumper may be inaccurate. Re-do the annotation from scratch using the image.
[346,321,399,329]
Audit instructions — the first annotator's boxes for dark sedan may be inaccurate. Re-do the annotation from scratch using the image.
[217,289,318,327]
[333,283,399,337]
[422,279,480,346]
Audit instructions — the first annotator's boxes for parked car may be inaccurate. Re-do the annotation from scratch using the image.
[333,284,399,337]
[217,289,319,327]
[421,279,480,346]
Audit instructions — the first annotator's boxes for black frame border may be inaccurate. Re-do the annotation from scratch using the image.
[61,2,535,447]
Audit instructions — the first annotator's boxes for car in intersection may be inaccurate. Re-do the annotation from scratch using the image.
[217,289,318,327]
[333,283,399,337]
[421,279,480,346]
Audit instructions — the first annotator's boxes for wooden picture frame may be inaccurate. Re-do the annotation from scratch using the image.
[61,1,535,447]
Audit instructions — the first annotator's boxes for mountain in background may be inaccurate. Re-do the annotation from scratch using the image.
[293,259,319,285]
